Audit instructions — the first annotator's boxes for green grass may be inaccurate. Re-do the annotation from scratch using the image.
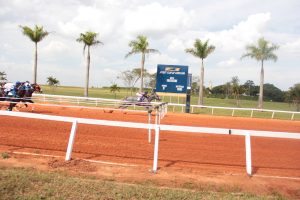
[40,85,300,120]
[0,167,288,200]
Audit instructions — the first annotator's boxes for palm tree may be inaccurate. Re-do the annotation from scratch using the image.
[186,39,215,105]
[77,31,103,97]
[20,25,49,84]
[110,84,120,99]
[125,35,159,93]
[241,37,279,109]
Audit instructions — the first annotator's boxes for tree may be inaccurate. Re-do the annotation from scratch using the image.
[47,76,60,86]
[263,83,284,102]
[110,84,120,99]
[231,76,245,106]
[0,71,7,83]
[47,76,60,92]
[286,83,300,111]
[120,68,147,95]
[125,35,159,93]
[241,37,279,109]
[77,31,103,97]
[186,39,215,105]
[149,72,157,89]
[243,80,255,96]
[20,25,49,84]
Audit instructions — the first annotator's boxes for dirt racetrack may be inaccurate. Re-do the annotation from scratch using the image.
[1,103,300,197]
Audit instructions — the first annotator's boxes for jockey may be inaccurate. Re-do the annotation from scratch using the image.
[4,81,21,97]
[136,91,149,102]
[23,81,32,91]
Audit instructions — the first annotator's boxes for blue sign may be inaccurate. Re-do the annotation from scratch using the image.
[156,64,188,93]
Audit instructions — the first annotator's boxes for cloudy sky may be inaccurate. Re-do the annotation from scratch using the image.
[0,0,299,90]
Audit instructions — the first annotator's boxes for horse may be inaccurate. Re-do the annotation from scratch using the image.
[119,91,161,111]
[0,82,42,111]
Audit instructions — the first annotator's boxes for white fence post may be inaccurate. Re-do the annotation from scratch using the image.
[65,120,78,161]
[152,125,160,172]
[245,132,252,176]
[148,112,151,143]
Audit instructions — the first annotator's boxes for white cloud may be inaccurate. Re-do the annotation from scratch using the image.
[1,1,300,90]
[41,40,69,55]
[148,53,178,66]
[217,58,239,67]
[206,13,271,52]
[123,2,192,37]
[281,38,300,55]
[167,38,185,52]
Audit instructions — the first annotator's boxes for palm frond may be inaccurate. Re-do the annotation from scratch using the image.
[125,35,158,58]
[242,37,279,62]
[20,25,49,43]
[76,31,103,54]
[186,39,215,59]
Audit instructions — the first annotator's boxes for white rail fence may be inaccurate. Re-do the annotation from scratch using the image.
[168,103,300,120]
[1,110,300,175]
[30,94,299,120]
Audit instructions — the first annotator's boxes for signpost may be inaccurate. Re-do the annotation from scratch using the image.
[156,64,188,93]
[156,64,191,113]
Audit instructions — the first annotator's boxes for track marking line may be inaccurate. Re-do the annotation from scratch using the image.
[11,151,137,167]
[230,173,300,180]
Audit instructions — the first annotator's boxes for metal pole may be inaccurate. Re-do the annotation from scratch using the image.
[65,120,78,161]
[152,125,160,172]
[245,132,252,176]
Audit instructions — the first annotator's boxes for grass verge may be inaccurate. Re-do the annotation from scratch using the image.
[0,167,288,200]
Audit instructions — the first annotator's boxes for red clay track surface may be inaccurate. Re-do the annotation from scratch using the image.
[1,104,300,197]
[1,104,300,178]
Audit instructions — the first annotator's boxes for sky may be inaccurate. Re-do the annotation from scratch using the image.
[0,0,299,90]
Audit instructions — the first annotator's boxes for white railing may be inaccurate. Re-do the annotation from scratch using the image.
[31,94,299,120]
[1,110,299,176]
[167,103,300,120]
[30,93,168,119]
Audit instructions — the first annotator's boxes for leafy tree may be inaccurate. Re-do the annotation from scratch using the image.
[241,37,279,109]
[186,39,215,105]
[125,35,159,93]
[47,76,59,92]
[120,70,135,89]
[120,68,147,95]
[231,76,245,107]
[285,83,300,111]
[77,31,103,97]
[20,25,49,84]
[263,83,284,102]
[145,72,156,89]
[110,84,120,99]
[0,71,7,82]
[243,80,255,96]
[46,76,60,86]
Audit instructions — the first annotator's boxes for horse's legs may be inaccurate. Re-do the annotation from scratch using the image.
[8,102,16,111]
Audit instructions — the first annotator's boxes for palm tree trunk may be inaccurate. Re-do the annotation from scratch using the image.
[140,53,145,93]
[198,59,204,105]
[33,42,38,84]
[258,60,264,109]
[84,46,90,97]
